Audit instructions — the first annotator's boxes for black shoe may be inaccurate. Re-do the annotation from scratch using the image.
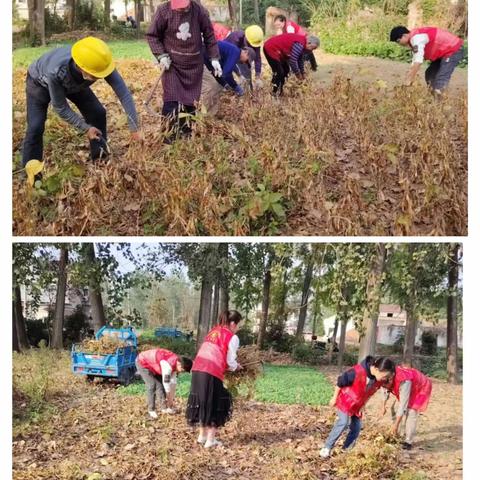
[402,442,412,450]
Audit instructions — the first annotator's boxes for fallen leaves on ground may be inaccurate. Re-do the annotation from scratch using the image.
[12,59,467,236]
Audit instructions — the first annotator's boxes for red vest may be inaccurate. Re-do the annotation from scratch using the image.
[285,21,306,37]
[192,326,234,381]
[264,33,307,61]
[335,364,382,417]
[137,348,178,376]
[410,27,463,61]
[213,22,231,41]
[388,366,432,412]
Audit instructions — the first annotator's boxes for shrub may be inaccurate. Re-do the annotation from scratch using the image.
[137,332,196,357]
[264,325,300,353]
[237,326,256,346]
[26,317,50,347]
[420,330,437,355]
[63,306,88,346]
[292,343,325,364]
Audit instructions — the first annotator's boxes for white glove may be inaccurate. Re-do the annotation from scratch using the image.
[254,78,264,89]
[211,59,223,77]
[158,54,172,70]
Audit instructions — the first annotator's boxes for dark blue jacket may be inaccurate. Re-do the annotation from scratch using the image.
[204,41,241,90]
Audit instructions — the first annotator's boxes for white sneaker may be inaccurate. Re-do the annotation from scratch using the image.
[204,439,223,448]
[320,447,331,458]
[197,435,207,444]
[148,411,158,419]
[161,408,175,414]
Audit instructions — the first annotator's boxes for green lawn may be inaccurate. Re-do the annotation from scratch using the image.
[13,40,153,69]
[119,364,333,406]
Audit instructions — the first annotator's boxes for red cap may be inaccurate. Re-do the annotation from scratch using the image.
[171,0,190,9]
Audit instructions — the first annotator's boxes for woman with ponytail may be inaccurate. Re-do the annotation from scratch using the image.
[320,356,396,458]
[381,364,432,450]
[186,310,243,448]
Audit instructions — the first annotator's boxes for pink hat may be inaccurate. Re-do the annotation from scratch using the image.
[171,0,190,9]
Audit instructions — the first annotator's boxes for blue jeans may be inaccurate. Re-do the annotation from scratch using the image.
[324,409,362,450]
[22,74,107,166]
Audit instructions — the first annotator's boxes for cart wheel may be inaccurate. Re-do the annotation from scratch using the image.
[86,375,95,383]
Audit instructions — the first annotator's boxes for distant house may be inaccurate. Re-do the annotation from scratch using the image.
[21,285,91,322]
[320,303,462,349]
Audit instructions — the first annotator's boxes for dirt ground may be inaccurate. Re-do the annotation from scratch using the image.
[12,363,462,480]
[314,52,468,93]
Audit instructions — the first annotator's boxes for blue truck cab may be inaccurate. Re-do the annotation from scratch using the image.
[71,326,138,385]
[154,326,188,339]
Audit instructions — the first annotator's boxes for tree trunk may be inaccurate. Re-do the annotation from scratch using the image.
[403,300,416,367]
[14,286,30,351]
[197,277,213,350]
[52,246,69,349]
[358,244,387,361]
[447,244,460,384]
[65,0,75,30]
[337,310,348,369]
[327,314,339,364]
[253,0,260,22]
[85,244,106,332]
[211,280,220,328]
[407,1,423,29]
[218,243,229,314]
[104,0,111,28]
[296,260,314,338]
[257,255,272,349]
[228,0,239,29]
[12,297,20,352]
[28,0,46,46]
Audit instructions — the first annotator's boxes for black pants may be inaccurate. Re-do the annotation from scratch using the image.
[162,101,196,139]
[303,50,317,71]
[22,74,107,166]
[264,49,290,96]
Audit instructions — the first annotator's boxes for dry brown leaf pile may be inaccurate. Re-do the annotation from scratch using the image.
[12,59,467,236]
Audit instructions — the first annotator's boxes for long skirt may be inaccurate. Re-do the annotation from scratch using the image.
[186,371,232,428]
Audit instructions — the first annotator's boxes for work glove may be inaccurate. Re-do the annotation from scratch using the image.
[211,59,223,77]
[234,85,244,96]
[25,159,44,187]
[158,54,172,70]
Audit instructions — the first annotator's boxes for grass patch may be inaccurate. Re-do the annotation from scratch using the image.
[120,364,333,406]
[255,364,333,405]
[13,39,153,68]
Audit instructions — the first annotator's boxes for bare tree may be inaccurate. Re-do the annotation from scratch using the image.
[257,253,273,349]
[447,243,460,384]
[296,259,314,338]
[52,246,69,349]
[197,278,213,350]
[358,244,387,360]
[27,0,46,46]
[14,286,30,351]
[65,0,76,30]
[84,244,107,332]
[104,0,111,28]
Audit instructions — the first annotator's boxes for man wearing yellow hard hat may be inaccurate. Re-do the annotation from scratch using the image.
[22,36,141,185]
[224,25,265,89]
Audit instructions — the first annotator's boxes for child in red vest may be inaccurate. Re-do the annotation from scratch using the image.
[381,364,432,450]
[320,356,396,458]
[186,310,243,448]
[390,26,464,95]
[135,348,192,419]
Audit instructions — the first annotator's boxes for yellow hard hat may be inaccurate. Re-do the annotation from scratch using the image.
[71,36,115,78]
[25,160,44,187]
[245,25,264,48]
